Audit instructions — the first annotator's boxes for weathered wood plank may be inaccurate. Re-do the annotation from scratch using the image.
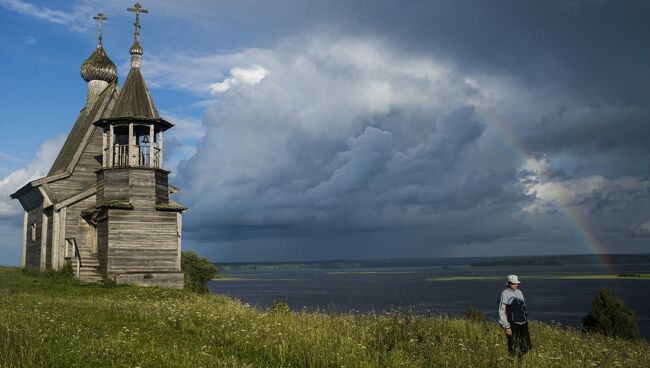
[40,212,48,271]
[21,211,27,267]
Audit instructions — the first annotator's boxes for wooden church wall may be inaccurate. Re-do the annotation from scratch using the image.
[106,208,180,274]
[44,209,53,270]
[48,128,104,201]
[96,210,109,278]
[155,170,169,203]
[65,195,97,253]
[96,169,130,204]
[97,168,181,276]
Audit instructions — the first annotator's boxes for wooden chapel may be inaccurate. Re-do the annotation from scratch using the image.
[10,4,186,288]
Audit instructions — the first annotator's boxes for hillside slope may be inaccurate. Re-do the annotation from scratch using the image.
[0,268,648,367]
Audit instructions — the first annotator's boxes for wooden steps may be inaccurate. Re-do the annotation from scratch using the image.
[76,252,103,283]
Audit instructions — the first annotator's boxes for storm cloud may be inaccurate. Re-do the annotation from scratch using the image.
[154,20,648,259]
[164,35,541,259]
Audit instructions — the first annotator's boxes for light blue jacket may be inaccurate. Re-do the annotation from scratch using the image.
[498,287,526,329]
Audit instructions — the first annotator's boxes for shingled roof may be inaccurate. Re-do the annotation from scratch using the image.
[110,67,159,119]
[48,82,118,176]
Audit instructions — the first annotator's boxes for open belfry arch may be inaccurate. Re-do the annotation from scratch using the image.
[10,3,186,288]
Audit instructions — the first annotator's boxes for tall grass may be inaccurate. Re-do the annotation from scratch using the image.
[0,267,647,367]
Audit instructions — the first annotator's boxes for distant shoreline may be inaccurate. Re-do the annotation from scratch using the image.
[427,274,650,282]
[215,253,650,271]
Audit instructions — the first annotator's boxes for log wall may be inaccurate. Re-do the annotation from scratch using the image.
[45,209,53,270]
[65,195,97,254]
[97,209,109,277]
[97,167,182,288]
[155,170,169,203]
[48,127,104,201]
[106,208,180,274]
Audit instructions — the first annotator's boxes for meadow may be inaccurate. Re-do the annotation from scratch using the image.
[0,267,648,367]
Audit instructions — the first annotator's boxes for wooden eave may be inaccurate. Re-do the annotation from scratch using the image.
[82,200,134,222]
[9,182,44,212]
[10,182,36,200]
[80,206,99,225]
[155,200,187,212]
[94,116,174,131]
[31,172,69,187]
[53,186,96,211]
[100,166,171,175]
[98,200,134,210]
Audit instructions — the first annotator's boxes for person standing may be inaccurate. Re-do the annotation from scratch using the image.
[498,275,532,357]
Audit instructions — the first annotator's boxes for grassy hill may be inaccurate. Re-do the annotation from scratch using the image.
[0,267,648,367]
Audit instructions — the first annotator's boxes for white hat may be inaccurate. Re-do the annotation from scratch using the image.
[507,275,521,284]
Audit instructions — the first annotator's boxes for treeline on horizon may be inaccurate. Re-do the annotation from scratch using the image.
[215,253,650,271]
[470,254,650,267]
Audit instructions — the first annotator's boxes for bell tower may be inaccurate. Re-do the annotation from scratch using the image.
[92,3,185,288]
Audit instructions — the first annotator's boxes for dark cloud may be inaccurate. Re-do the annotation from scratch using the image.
[527,105,650,154]
[524,104,650,178]
[151,1,649,258]
[172,35,540,259]
[179,1,650,104]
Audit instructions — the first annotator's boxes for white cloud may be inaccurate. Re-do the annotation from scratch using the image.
[521,161,646,214]
[0,0,93,33]
[209,66,268,95]
[0,135,65,217]
[520,170,650,248]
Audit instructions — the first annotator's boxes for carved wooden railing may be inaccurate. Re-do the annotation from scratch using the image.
[105,145,161,168]
[111,144,129,167]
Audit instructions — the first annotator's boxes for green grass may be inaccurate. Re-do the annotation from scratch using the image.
[0,267,648,367]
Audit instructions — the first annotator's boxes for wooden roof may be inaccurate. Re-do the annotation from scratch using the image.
[110,67,159,119]
[48,82,118,176]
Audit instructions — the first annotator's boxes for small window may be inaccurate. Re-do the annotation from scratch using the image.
[30,223,36,242]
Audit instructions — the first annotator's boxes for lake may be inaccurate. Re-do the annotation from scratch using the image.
[209,263,650,339]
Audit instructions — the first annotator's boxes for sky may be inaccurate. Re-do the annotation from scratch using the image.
[0,0,649,264]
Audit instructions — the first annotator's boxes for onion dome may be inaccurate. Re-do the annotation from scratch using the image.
[130,41,143,56]
[80,43,117,83]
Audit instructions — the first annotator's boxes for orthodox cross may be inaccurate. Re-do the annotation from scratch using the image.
[92,12,107,44]
[127,3,149,42]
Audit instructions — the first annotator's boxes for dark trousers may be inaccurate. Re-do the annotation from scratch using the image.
[507,322,532,357]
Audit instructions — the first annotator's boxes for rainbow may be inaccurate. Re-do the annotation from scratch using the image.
[487,118,610,269]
